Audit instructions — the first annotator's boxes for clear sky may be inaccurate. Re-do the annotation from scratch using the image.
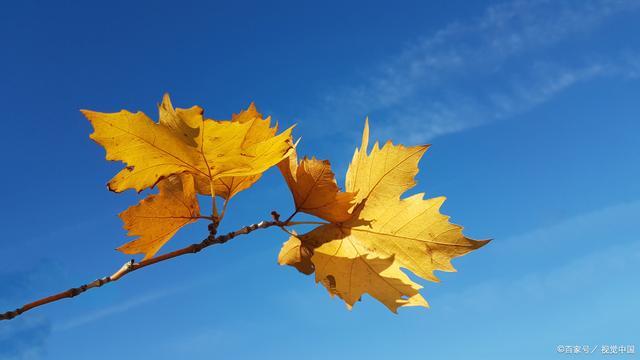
[1,0,639,359]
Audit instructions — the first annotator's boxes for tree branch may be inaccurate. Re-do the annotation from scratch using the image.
[0,217,288,321]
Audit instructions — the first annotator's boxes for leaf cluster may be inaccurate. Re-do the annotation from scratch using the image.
[83,95,488,312]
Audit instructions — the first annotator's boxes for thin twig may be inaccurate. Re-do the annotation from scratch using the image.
[278,226,297,237]
[0,218,289,321]
[219,198,230,222]
[286,221,329,226]
[283,210,299,224]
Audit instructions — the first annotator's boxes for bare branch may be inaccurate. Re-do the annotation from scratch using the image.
[0,218,286,321]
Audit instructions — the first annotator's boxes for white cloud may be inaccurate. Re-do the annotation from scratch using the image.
[0,316,51,360]
[53,285,186,332]
[384,61,613,143]
[433,199,640,311]
[322,0,640,143]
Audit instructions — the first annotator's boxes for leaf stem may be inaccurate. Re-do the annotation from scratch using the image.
[286,221,329,226]
[278,226,297,237]
[209,180,218,219]
[283,210,299,224]
[219,198,230,222]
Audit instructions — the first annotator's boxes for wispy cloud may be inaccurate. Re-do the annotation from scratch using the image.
[0,261,64,360]
[0,316,51,360]
[322,0,640,143]
[0,260,63,305]
[53,285,188,332]
[52,247,274,332]
[433,199,640,311]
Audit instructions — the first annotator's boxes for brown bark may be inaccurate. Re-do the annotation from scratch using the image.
[1,218,285,321]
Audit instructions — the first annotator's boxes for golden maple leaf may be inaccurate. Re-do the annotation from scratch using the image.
[278,149,356,223]
[277,231,315,275]
[207,103,279,200]
[278,120,489,312]
[84,95,296,258]
[118,174,200,260]
[82,95,294,194]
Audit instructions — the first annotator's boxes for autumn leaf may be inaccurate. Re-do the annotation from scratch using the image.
[277,230,315,275]
[278,150,356,223]
[118,174,200,260]
[0,95,493,321]
[157,97,270,198]
[207,103,279,200]
[158,93,202,147]
[278,120,489,312]
[82,107,203,193]
[84,95,296,258]
[82,95,294,194]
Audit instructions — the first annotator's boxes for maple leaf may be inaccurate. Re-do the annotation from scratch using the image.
[157,93,202,147]
[82,95,294,194]
[277,230,315,275]
[206,103,279,200]
[118,174,200,260]
[278,149,356,223]
[278,120,489,312]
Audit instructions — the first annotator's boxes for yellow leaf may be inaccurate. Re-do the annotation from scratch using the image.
[203,103,279,199]
[280,121,489,312]
[278,150,355,223]
[118,174,200,260]
[346,119,429,210]
[277,232,315,275]
[201,121,293,177]
[82,95,294,194]
[158,93,202,147]
[313,238,429,312]
[82,108,206,193]
[196,108,294,195]
[231,102,261,123]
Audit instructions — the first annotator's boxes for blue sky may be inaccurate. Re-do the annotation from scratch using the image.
[1,0,639,358]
